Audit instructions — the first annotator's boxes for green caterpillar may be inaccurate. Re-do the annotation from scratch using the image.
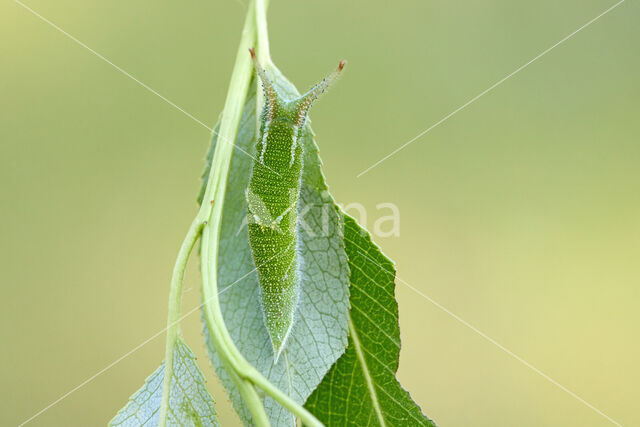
[247,48,344,360]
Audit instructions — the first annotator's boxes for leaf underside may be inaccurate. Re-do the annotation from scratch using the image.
[304,216,436,426]
[199,64,433,426]
[200,70,350,426]
[110,337,218,427]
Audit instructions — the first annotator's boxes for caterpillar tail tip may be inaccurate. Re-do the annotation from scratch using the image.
[272,342,285,364]
[270,327,293,364]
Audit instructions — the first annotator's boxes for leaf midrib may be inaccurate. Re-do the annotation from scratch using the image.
[348,315,386,427]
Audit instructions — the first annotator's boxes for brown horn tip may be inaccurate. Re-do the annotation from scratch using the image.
[338,60,346,71]
[249,47,256,59]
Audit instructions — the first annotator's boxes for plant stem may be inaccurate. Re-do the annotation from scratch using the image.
[160,0,324,425]
[254,0,270,130]
[158,0,259,423]
[255,0,271,65]
[197,0,274,425]
[158,218,204,427]
[221,340,270,427]
[243,365,324,427]
[201,224,270,426]
[199,0,323,424]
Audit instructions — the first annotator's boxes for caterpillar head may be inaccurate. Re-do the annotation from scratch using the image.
[249,48,346,129]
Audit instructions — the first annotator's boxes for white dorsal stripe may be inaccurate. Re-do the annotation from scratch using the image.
[259,119,270,164]
[290,125,299,167]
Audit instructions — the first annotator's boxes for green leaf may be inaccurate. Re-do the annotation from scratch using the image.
[200,67,351,426]
[110,337,218,427]
[305,216,436,426]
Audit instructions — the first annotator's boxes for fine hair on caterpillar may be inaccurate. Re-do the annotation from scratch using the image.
[246,48,345,361]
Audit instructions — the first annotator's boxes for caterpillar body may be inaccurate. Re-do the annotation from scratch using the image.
[247,49,345,360]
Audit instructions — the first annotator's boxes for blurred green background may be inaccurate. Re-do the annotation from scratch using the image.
[2,0,638,425]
